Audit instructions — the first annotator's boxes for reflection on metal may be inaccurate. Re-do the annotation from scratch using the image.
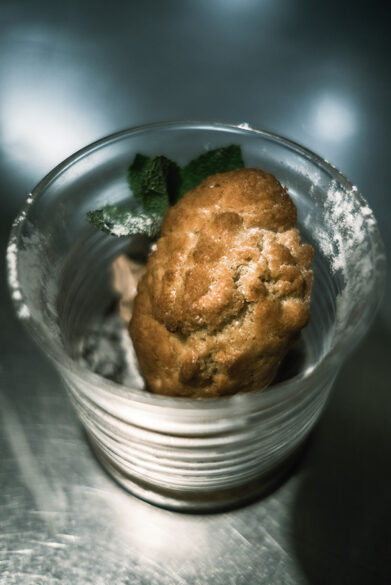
[312,93,356,141]
[0,26,108,175]
[2,89,100,172]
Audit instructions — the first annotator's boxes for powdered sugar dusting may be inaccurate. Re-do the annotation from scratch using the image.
[7,194,35,314]
[238,122,251,130]
[315,180,378,330]
[103,210,162,238]
[7,241,18,291]
[7,238,31,321]
[7,192,62,327]
[78,313,144,388]
[18,304,31,319]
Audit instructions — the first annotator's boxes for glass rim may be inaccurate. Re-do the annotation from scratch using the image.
[7,120,386,413]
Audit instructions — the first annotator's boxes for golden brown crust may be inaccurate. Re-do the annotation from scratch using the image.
[129,168,313,398]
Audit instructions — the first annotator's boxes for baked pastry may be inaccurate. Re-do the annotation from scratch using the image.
[129,168,313,398]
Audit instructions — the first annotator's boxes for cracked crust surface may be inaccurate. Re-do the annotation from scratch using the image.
[129,168,313,398]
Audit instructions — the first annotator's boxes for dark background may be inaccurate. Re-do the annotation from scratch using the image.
[0,2,390,584]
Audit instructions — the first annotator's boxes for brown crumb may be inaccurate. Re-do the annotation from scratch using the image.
[112,255,145,322]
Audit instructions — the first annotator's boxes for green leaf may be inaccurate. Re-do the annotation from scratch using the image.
[87,205,162,238]
[179,144,244,197]
[128,154,180,215]
[127,154,151,205]
[140,155,180,214]
[88,145,245,239]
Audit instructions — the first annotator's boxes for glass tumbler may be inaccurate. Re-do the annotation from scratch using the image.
[7,122,386,511]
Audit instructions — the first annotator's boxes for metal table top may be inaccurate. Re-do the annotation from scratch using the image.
[1,2,390,583]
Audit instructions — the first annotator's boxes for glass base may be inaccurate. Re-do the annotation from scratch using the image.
[89,434,304,513]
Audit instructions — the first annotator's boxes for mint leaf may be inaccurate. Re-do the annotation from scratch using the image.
[88,145,245,238]
[128,154,180,215]
[140,155,180,214]
[127,154,151,205]
[179,144,244,197]
[87,205,162,238]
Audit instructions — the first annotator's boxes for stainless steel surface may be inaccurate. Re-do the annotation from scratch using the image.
[1,1,390,584]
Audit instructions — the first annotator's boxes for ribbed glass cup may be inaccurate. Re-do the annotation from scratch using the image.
[7,122,386,511]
